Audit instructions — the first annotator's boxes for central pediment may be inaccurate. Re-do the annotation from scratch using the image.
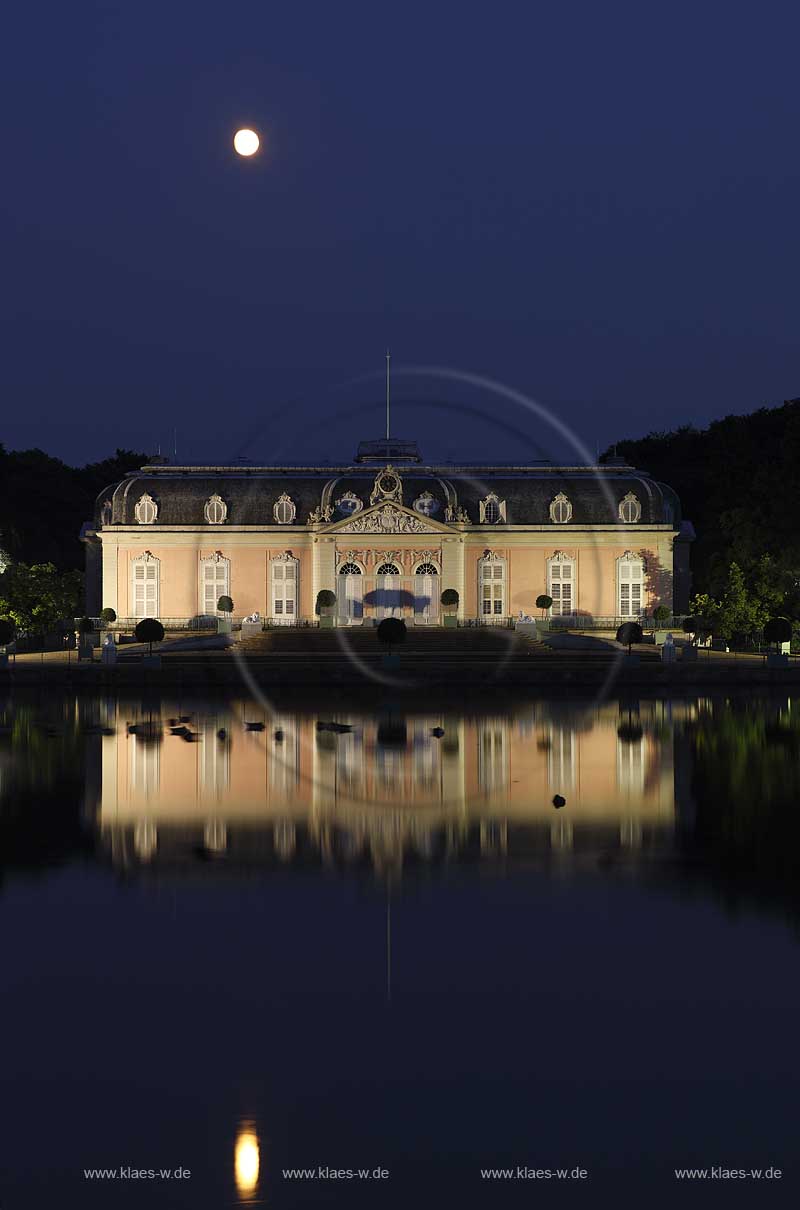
[326,502,449,535]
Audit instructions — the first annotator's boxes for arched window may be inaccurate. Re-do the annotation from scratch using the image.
[479,554,506,618]
[376,562,400,575]
[619,492,642,523]
[273,494,296,525]
[547,553,575,616]
[414,561,439,623]
[204,494,227,525]
[480,493,506,524]
[549,493,572,524]
[130,552,160,619]
[338,561,363,622]
[270,554,299,622]
[100,499,112,526]
[134,493,157,525]
[617,552,645,617]
[200,553,230,617]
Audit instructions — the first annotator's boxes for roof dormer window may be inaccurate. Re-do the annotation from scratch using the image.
[479,493,506,524]
[134,493,157,525]
[549,493,572,524]
[619,492,641,524]
[273,494,296,525]
[204,494,227,525]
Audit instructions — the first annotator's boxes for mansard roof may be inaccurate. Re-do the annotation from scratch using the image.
[96,460,682,528]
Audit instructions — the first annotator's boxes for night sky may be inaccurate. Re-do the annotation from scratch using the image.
[2,1,799,467]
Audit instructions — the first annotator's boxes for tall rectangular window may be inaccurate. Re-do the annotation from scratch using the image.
[201,556,229,616]
[480,558,505,617]
[548,558,575,616]
[271,558,298,622]
[618,555,644,618]
[131,556,159,619]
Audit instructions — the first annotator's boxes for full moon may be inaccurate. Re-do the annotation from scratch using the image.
[233,128,260,157]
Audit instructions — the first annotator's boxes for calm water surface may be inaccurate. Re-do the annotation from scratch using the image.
[1,692,798,1208]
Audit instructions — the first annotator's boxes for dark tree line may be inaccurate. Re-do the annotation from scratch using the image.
[0,446,149,571]
[605,397,800,597]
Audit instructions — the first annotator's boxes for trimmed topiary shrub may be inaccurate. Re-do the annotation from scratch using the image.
[377,618,406,648]
[100,607,117,624]
[652,604,671,623]
[217,595,234,615]
[315,589,336,616]
[616,621,643,653]
[135,617,165,655]
[536,594,553,617]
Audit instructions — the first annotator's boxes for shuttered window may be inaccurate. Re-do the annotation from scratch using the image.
[131,557,159,619]
[201,557,229,616]
[548,558,575,616]
[271,559,298,621]
[618,555,644,617]
[480,559,505,617]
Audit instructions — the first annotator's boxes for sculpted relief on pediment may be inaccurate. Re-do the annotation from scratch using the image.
[333,503,442,535]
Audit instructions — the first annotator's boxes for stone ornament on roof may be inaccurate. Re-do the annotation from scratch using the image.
[334,491,363,516]
[308,503,334,523]
[370,465,403,506]
[413,491,439,517]
[335,503,437,534]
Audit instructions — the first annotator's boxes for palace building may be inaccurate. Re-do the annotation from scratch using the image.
[81,437,693,626]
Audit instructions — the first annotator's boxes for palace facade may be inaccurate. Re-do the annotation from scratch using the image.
[81,438,693,625]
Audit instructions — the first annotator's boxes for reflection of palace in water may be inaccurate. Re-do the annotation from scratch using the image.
[86,699,695,878]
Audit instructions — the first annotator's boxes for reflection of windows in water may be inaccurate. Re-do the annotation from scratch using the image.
[133,819,157,860]
[550,816,573,850]
[376,745,403,787]
[199,723,230,799]
[480,818,507,856]
[478,723,507,792]
[620,817,643,848]
[336,728,364,791]
[547,728,575,791]
[274,820,296,861]
[204,819,227,852]
[411,722,438,789]
[269,722,299,795]
[616,735,645,793]
[130,734,160,798]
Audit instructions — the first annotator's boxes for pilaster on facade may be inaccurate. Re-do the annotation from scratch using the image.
[441,537,466,619]
[101,539,119,614]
